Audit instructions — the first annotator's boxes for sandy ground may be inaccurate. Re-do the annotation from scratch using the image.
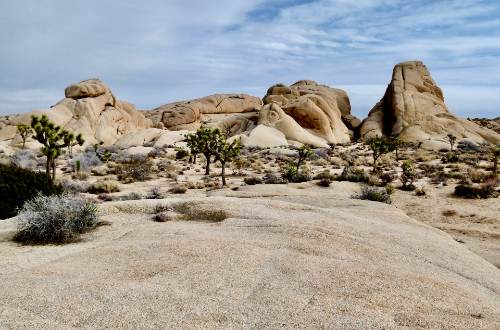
[392,183,500,269]
[1,183,500,329]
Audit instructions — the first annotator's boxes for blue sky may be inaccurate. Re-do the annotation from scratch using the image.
[1,0,499,118]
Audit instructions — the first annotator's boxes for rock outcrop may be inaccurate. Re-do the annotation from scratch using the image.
[1,185,500,328]
[360,61,500,145]
[0,79,152,148]
[263,80,360,141]
[144,94,262,131]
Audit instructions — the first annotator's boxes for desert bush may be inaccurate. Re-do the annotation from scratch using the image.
[175,148,190,160]
[454,179,498,199]
[70,151,102,172]
[441,152,459,163]
[280,163,311,183]
[173,202,229,222]
[316,178,331,187]
[153,212,172,222]
[385,184,395,195]
[355,186,392,204]
[119,192,143,201]
[415,186,426,196]
[379,172,396,186]
[86,180,120,194]
[263,173,286,184]
[337,166,368,183]
[62,179,89,193]
[467,168,487,183]
[14,194,98,244]
[244,176,263,185]
[313,170,336,181]
[149,186,164,199]
[10,149,37,169]
[0,164,63,219]
[169,185,187,194]
[115,159,153,183]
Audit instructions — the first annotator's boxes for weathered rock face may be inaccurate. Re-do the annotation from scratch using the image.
[144,94,262,131]
[360,61,500,145]
[0,79,152,148]
[258,103,330,148]
[262,81,354,144]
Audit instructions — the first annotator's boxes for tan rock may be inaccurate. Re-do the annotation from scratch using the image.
[145,94,262,130]
[0,79,152,148]
[114,128,164,149]
[258,103,329,148]
[239,124,288,148]
[360,61,500,145]
[264,80,361,134]
[1,186,499,328]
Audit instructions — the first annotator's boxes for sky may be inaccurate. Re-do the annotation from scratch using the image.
[1,0,499,119]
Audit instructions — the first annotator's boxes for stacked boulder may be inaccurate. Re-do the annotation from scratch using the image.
[360,61,500,147]
[0,79,152,149]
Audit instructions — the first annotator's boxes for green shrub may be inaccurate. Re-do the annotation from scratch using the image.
[355,186,392,204]
[14,194,98,244]
[0,164,62,219]
[175,148,190,160]
[338,166,368,183]
[316,178,331,187]
[441,152,459,163]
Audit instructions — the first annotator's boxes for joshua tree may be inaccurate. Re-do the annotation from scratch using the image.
[492,145,500,175]
[64,132,84,155]
[295,145,314,171]
[389,136,403,161]
[214,136,242,186]
[31,115,84,183]
[368,137,392,171]
[185,127,223,175]
[16,124,31,149]
[447,134,457,151]
[401,160,416,191]
[185,133,201,164]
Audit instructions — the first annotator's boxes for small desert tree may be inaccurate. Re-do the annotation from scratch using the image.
[447,134,457,151]
[368,137,392,171]
[401,160,416,190]
[185,128,222,175]
[64,132,84,155]
[31,115,84,183]
[214,137,242,186]
[295,145,314,171]
[389,136,403,161]
[16,124,31,149]
[185,132,202,164]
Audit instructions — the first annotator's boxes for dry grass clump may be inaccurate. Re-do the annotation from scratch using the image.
[114,159,154,183]
[169,185,187,194]
[86,180,120,194]
[442,209,457,217]
[244,176,263,185]
[454,178,498,199]
[173,202,229,222]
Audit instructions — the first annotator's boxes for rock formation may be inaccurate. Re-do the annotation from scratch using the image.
[263,80,360,141]
[144,94,262,131]
[360,61,500,146]
[0,79,152,148]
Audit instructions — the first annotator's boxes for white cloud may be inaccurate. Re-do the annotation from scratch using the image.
[0,0,499,119]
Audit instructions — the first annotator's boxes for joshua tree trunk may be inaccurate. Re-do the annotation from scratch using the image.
[45,156,53,184]
[22,138,26,149]
[51,158,56,182]
[204,154,211,175]
[221,162,226,186]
